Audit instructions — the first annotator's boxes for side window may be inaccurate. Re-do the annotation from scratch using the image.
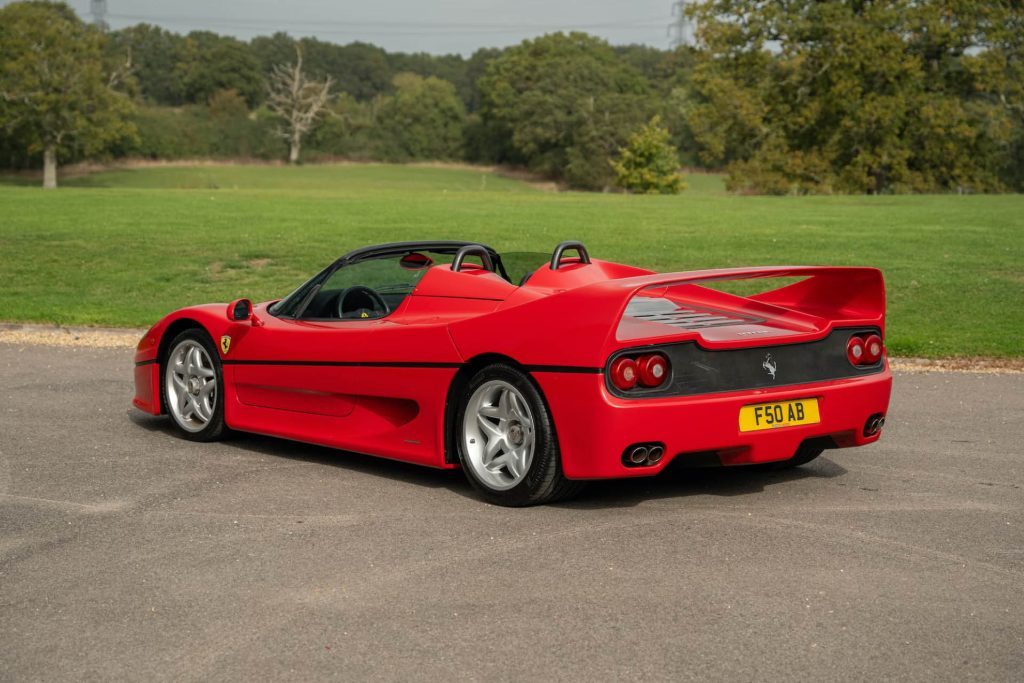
[299,253,436,320]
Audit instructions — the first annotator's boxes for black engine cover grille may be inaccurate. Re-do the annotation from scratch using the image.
[607,327,884,398]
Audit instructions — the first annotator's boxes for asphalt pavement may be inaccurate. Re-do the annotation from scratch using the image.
[1,342,1022,681]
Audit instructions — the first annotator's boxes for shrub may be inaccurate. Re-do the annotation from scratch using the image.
[610,116,684,194]
[129,101,283,160]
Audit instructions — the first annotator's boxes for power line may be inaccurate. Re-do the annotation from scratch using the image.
[103,12,669,35]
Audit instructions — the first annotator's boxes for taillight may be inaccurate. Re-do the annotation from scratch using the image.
[846,336,865,365]
[610,352,671,392]
[847,333,883,366]
[863,334,883,364]
[610,357,639,390]
[637,354,669,387]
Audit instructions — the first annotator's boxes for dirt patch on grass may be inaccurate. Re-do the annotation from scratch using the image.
[45,158,563,191]
[0,324,143,349]
[889,357,1024,374]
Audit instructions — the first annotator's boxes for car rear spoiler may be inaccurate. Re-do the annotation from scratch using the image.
[593,265,886,350]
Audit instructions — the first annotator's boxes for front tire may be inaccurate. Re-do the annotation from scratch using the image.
[455,364,582,506]
[161,329,227,442]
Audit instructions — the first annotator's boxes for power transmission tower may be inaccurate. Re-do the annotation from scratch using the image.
[90,0,108,31]
[668,0,695,48]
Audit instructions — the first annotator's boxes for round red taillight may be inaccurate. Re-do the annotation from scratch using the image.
[610,357,639,390]
[637,354,669,387]
[863,334,883,364]
[846,336,865,366]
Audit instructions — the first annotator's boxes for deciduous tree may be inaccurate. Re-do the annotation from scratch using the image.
[106,24,187,104]
[0,1,136,188]
[686,0,1022,194]
[373,73,465,161]
[478,32,652,190]
[179,32,263,108]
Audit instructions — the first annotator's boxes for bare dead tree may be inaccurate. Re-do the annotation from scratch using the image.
[107,46,133,90]
[267,46,333,164]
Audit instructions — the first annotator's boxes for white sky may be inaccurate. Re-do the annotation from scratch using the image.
[33,0,683,55]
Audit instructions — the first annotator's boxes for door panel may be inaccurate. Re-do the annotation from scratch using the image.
[233,370,356,417]
[225,312,461,418]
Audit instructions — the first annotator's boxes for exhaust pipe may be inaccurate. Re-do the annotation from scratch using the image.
[864,414,886,437]
[621,443,667,467]
[628,446,649,465]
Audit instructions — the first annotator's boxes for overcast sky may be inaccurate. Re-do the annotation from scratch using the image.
[32,0,682,55]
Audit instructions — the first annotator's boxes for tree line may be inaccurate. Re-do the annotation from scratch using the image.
[1,0,1021,193]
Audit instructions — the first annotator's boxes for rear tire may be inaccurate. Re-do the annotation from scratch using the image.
[161,329,227,442]
[454,363,582,506]
[770,444,824,470]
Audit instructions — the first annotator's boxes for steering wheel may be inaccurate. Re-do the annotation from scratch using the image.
[336,285,390,319]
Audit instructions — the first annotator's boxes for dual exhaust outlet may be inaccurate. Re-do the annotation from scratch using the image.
[864,413,886,437]
[623,443,665,468]
[623,413,886,468]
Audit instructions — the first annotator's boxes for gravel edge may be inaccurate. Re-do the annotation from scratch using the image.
[1,323,1021,374]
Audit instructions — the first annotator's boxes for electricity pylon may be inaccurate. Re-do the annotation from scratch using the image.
[90,0,108,31]
[668,0,695,48]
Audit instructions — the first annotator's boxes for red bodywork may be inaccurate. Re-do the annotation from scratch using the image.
[133,256,892,478]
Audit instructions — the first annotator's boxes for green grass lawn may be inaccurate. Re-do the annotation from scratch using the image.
[1,163,1021,358]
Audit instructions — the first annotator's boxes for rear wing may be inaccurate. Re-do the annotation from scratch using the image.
[599,265,886,351]
[609,266,885,319]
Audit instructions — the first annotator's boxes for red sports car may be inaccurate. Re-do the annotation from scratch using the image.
[133,241,892,506]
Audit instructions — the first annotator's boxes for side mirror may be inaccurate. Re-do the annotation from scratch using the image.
[227,298,253,322]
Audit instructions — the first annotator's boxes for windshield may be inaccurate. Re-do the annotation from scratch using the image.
[268,248,551,319]
[271,249,455,319]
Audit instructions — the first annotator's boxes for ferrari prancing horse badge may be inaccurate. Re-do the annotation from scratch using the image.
[220,335,232,354]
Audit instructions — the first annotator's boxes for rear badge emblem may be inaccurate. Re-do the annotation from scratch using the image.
[762,353,777,380]
[220,335,232,355]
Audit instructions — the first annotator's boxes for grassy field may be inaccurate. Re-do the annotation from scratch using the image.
[0,163,1021,358]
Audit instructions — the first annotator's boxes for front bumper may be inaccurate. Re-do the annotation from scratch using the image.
[132,361,161,415]
[535,365,893,479]
[132,328,161,415]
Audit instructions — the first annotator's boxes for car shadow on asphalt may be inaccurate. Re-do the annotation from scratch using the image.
[560,458,847,509]
[128,410,466,492]
[129,411,848,508]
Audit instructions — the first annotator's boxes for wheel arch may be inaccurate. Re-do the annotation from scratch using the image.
[157,318,210,368]
[442,352,559,465]
[155,318,215,414]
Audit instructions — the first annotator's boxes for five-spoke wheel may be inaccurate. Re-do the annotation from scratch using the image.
[462,380,536,491]
[162,330,226,441]
[455,364,582,506]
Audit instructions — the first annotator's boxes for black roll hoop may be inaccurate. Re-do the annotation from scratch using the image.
[451,244,495,272]
[550,240,591,270]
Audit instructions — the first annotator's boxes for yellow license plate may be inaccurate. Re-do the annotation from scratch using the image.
[739,399,820,432]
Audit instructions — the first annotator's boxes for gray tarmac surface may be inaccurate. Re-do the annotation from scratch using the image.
[1,342,1022,681]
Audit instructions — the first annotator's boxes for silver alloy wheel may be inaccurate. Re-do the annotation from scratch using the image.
[165,339,217,433]
[462,379,536,491]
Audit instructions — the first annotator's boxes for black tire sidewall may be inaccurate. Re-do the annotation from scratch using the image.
[161,329,226,442]
[455,363,563,506]
[764,445,824,470]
